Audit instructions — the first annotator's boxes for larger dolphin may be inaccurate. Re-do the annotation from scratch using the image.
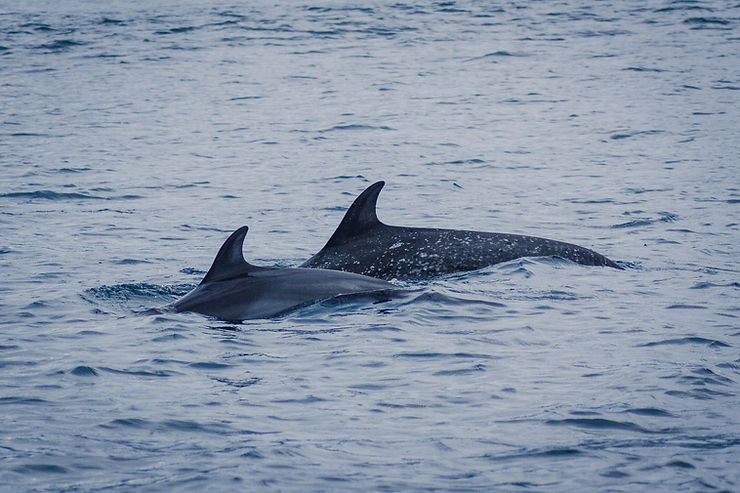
[173,226,395,320]
[300,181,622,280]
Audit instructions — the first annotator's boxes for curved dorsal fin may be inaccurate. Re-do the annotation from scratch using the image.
[325,181,385,247]
[201,226,253,283]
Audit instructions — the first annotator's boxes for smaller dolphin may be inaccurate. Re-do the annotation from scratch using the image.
[172,226,395,320]
[301,181,622,280]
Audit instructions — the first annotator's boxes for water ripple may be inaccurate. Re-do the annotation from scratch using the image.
[638,337,730,348]
[1,2,737,491]
[546,418,656,433]
[0,396,49,405]
[70,365,98,376]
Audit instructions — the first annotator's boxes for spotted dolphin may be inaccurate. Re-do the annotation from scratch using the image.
[172,226,396,320]
[300,181,622,280]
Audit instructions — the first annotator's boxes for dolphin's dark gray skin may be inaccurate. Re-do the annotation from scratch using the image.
[172,226,395,320]
[300,181,622,280]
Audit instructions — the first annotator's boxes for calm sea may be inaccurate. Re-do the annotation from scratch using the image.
[1,1,738,491]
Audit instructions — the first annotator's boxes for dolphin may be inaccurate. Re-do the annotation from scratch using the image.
[300,181,622,280]
[172,226,396,320]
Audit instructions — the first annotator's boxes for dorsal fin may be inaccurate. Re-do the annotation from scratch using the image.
[201,226,254,283]
[325,181,385,247]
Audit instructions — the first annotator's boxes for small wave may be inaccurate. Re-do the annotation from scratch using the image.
[665,389,732,399]
[405,291,506,308]
[0,360,37,369]
[666,304,707,310]
[160,419,233,434]
[623,66,665,73]
[483,447,583,462]
[376,401,427,409]
[600,470,630,478]
[213,377,261,388]
[717,361,740,371]
[0,396,49,405]
[305,6,374,14]
[624,407,675,418]
[284,75,318,80]
[433,364,486,376]
[464,51,530,62]
[610,129,664,140]
[13,464,68,474]
[101,416,267,436]
[424,158,488,167]
[70,365,98,376]
[85,283,192,302]
[19,22,52,31]
[100,17,126,25]
[35,39,86,51]
[155,26,201,35]
[113,258,152,265]
[394,351,495,360]
[98,366,178,378]
[624,188,673,194]
[638,337,730,348]
[82,53,124,59]
[0,190,104,201]
[318,124,395,133]
[152,333,187,342]
[314,289,404,310]
[57,167,92,173]
[271,395,327,404]
[611,212,678,229]
[546,418,652,433]
[100,418,150,429]
[690,367,733,382]
[684,17,730,26]
[188,362,231,370]
[578,29,632,38]
[566,198,614,204]
[358,325,402,333]
[665,460,695,469]
[655,6,711,13]
[350,383,391,391]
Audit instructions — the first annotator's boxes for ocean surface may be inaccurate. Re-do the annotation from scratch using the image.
[1,0,738,491]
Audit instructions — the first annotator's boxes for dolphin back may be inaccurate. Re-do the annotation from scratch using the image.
[201,226,258,283]
[301,182,622,279]
[172,225,396,320]
[322,181,385,248]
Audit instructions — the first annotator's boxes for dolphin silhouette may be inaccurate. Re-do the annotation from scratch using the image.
[173,226,396,320]
[300,181,622,280]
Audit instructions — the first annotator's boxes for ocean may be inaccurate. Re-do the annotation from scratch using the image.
[1,0,738,491]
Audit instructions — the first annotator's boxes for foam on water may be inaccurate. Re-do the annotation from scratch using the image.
[1,0,738,491]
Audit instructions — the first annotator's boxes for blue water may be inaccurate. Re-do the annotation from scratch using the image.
[1,0,738,490]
